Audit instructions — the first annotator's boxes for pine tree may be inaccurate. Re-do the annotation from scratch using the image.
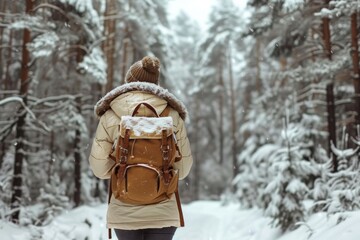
[323,140,360,213]
[168,11,201,200]
[263,113,321,231]
[116,0,172,85]
[0,0,106,222]
[195,0,244,184]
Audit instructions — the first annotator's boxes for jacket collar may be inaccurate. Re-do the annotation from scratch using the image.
[94,82,187,120]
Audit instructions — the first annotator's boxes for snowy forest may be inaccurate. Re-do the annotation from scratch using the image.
[1,0,360,239]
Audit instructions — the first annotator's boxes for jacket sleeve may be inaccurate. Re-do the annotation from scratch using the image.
[88,114,115,179]
[173,117,193,180]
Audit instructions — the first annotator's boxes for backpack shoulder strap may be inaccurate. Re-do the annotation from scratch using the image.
[160,105,182,162]
[175,190,185,227]
[160,104,171,117]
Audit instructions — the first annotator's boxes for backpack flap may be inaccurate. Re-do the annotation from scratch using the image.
[120,116,174,139]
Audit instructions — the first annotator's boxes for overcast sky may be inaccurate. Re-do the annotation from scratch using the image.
[168,0,248,29]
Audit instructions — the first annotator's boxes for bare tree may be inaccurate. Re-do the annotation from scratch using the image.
[10,0,34,223]
[350,12,360,126]
[321,0,337,171]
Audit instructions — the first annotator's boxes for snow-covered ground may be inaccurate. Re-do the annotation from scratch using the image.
[1,201,360,240]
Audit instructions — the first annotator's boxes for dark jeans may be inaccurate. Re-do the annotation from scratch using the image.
[114,227,177,240]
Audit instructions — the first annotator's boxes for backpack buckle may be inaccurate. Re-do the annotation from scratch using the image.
[120,155,128,163]
[119,147,128,164]
[161,145,170,161]
[120,147,128,155]
[161,145,171,184]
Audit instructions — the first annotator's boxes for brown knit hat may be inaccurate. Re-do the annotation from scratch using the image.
[125,56,160,84]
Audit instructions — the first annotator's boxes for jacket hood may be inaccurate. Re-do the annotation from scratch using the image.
[94,82,188,120]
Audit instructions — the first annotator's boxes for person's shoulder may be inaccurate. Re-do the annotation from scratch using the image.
[100,108,119,128]
[167,107,183,127]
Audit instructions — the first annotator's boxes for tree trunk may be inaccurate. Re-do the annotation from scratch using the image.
[218,63,224,165]
[73,96,82,207]
[255,39,262,91]
[193,98,200,200]
[0,0,6,88]
[322,0,332,60]
[0,142,5,170]
[228,48,238,179]
[351,12,360,126]
[322,0,337,170]
[311,29,317,62]
[4,2,15,91]
[0,0,8,163]
[10,0,33,223]
[73,38,86,207]
[326,84,337,172]
[103,0,117,92]
[121,34,129,85]
[47,130,55,183]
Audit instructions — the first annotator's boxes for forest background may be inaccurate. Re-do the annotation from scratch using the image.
[1,0,360,233]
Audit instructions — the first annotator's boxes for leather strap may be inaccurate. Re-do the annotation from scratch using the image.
[175,190,185,227]
[161,129,170,184]
[107,178,112,239]
[132,102,159,117]
[108,129,129,240]
[108,225,112,239]
[115,137,121,163]
[118,129,130,178]
[175,144,182,162]
[120,129,130,163]
[160,105,171,117]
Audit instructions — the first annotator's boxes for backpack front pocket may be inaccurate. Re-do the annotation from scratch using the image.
[118,164,162,203]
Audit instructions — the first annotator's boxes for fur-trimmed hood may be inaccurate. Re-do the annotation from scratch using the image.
[94,82,187,120]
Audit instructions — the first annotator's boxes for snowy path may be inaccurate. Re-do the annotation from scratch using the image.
[1,201,279,240]
[174,201,281,240]
[3,201,360,240]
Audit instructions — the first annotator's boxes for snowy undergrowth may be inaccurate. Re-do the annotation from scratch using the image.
[2,201,360,240]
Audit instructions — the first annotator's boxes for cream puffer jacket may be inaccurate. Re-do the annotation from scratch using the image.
[89,82,193,230]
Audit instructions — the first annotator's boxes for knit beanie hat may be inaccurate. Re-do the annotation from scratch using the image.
[125,56,160,84]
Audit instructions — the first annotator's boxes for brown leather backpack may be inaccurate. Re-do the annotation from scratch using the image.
[110,102,182,205]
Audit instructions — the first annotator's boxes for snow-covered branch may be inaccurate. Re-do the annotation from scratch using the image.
[0,96,36,120]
